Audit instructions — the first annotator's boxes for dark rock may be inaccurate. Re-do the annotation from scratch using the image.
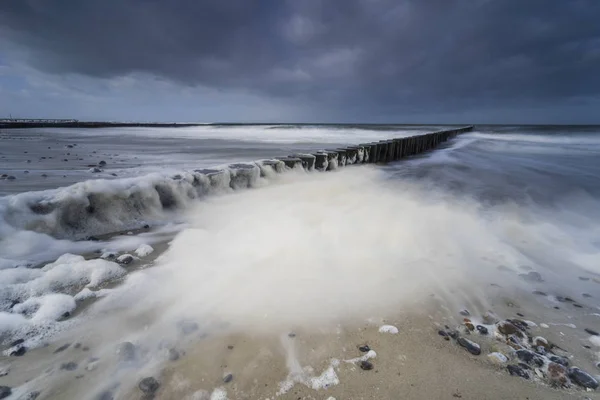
[10,339,24,347]
[585,328,599,336]
[116,342,137,362]
[168,348,180,361]
[508,319,529,331]
[139,377,160,394]
[110,173,117,177]
[227,345,234,350]
[61,362,78,371]
[457,337,481,355]
[6,176,16,180]
[518,362,532,370]
[547,362,570,387]
[516,349,544,367]
[476,325,488,335]
[99,161,107,166]
[85,236,99,241]
[82,346,90,351]
[61,311,71,319]
[535,346,547,355]
[74,343,81,349]
[143,224,150,229]
[96,390,114,400]
[178,320,199,336]
[583,293,593,298]
[573,304,583,308]
[54,343,71,353]
[10,346,26,356]
[288,332,296,338]
[360,360,374,370]
[90,167,102,173]
[519,271,543,282]
[516,313,524,317]
[67,145,74,148]
[0,386,11,400]
[24,170,29,173]
[507,364,529,379]
[568,367,599,389]
[459,309,470,316]
[223,373,233,383]
[117,255,134,265]
[437,330,448,337]
[448,330,459,340]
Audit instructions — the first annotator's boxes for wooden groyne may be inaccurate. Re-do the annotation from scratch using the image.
[272,126,473,170]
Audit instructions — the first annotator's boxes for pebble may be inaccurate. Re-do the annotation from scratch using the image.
[459,309,470,316]
[457,337,481,355]
[60,362,78,371]
[54,343,71,353]
[516,349,544,367]
[359,345,371,352]
[519,271,543,282]
[547,362,570,387]
[116,342,137,362]
[378,325,398,334]
[360,360,374,370]
[507,364,529,379]
[99,160,107,166]
[223,373,233,383]
[10,339,24,347]
[116,254,134,265]
[139,377,160,394]
[584,328,599,336]
[476,325,488,335]
[568,367,599,389]
[0,387,11,400]
[487,352,508,364]
[497,321,519,335]
[533,336,549,349]
[548,355,569,367]
[438,330,448,338]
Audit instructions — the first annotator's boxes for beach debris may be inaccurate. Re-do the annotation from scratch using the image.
[223,373,233,383]
[0,386,12,400]
[507,364,529,379]
[60,362,78,371]
[547,362,571,387]
[457,337,481,355]
[568,367,599,389]
[360,360,374,370]
[139,377,160,394]
[378,325,398,334]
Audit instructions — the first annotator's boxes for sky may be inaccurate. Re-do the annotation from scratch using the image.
[0,0,599,124]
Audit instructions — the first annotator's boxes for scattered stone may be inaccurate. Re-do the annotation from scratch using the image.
[547,362,571,387]
[359,345,371,352]
[519,271,543,282]
[516,312,524,317]
[487,352,508,364]
[568,367,599,389]
[507,364,529,379]
[178,320,199,335]
[54,343,71,353]
[464,322,475,331]
[223,373,233,383]
[23,391,40,400]
[89,167,102,173]
[497,321,519,335]
[378,325,398,334]
[548,355,569,367]
[516,349,544,367]
[459,309,470,316]
[573,304,583,308]
[0,386,11,400]
[116,254,134,265]
[143,224,150,229]
[139,377,160,394]
[533,336,549,349]
[476,325,488,335]
[438,330,448,338]
[227,345,234,350]
[360,360,374,370]
[10,346,26,356]
[457,337,481,355]
[116,342,137,362]
[168,348,180,361]
[509,319,529,331]
[585,328,599,336]
[10,339,24,347]
[61,362,78,371]
[99,160,107,166]
[6,176,16,180]
[448,330,459,340]
[482,312,499,324]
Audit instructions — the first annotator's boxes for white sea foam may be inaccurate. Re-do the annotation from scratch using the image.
[135,244,154,257]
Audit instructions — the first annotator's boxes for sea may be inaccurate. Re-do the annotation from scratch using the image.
[1,124,600,399]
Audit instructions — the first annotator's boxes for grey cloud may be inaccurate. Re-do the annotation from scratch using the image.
[1,0,599,120]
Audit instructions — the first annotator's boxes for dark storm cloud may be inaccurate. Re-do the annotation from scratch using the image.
[1,0,599,117]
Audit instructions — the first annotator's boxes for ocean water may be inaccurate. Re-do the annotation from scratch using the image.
[1,124,600,398]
